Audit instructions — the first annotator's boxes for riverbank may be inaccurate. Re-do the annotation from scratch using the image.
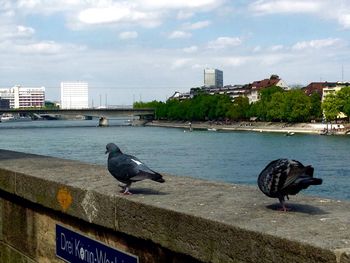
[146,120,350,135]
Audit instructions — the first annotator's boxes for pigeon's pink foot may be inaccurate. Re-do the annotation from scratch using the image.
[278,205,291,212]
[120,187,132,195]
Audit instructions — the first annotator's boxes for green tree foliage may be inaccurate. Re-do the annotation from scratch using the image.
[44,101,59,109]
[266,92,285,121]
[322,93,339,121]
[284,90,311,122]
[336,87,350,121]
[133,85,329,123]
[227,96,250,120]
[309,92,322,120]
[253,86,284,121]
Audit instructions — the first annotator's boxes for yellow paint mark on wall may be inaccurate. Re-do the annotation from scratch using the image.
[57,187,73,212]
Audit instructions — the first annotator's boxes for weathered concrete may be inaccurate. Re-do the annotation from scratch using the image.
[0,149,349,262]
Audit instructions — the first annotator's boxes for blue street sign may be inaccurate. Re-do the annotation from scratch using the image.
[56,224,139,263]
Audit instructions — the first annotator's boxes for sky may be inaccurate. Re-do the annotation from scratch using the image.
[0,0,350,106]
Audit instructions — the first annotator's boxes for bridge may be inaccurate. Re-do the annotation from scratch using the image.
[0,108,155,118]
[0,108,155,126]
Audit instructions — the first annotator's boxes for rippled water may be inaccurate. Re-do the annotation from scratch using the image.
[0,119,349,200]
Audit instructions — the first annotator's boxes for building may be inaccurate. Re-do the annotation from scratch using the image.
[0,86,45,108]
[0,88,15,108]
[13,86,45,108]
[60,82,88,109]
[247,75,289,103]
[168,91,192,101]
[322,82,350,101]
[170,75,289,104]
[0,99,10,109]
[321,82,350,119]
[204,69,223,88]
[302,82,337,98]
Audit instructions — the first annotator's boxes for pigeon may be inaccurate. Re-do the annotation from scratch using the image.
[105,143,165,194]
[257,159,322,211]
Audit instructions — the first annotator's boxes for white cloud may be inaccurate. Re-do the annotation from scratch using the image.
[168,30,192,39]
[292,38,343,50]
[0,0,223,30]
[137,0,223,10]
[13,0,84,15]
[16,25,35,37]
[77,4,160,27]
[223,56,248,66]
[0,37,86,56]
[183,20,211,30]
[171,58,192,69]
[177,10,194,20]
[183,45,198,53]
[15,41,63,54]
[258,53,290,66]
[0,24,35,41]
[249,0,350,30]
[250,0,322,15]
[253,46,262,52]
[338,14,350,29]
[207,36,242,49]
[119,31,138,40]
[270,45,284,51]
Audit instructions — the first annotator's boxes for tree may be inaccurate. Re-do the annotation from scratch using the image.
[255,86,284,121]
[215,95,232,119]
[266,92,285,121]
[284,90,311,122]
[322,93,340,122]
[309,92,322,120]
[227,96,250,120]
[336,87,350,121]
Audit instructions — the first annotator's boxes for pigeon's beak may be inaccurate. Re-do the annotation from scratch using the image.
[105,149,109,154]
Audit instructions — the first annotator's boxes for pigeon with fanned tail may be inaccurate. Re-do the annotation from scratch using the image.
[257,159,322,211]
[105,143,165,195]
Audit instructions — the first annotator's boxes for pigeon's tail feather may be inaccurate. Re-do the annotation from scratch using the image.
[151,173,165,183]
[304,165,314,176]
[299,177,322,188]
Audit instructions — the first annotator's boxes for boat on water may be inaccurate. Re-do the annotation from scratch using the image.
[207,128,217,131]
[285,131,295,136]
[0,113,32,122]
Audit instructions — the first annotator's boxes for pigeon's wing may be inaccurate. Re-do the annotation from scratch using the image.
[108,154,141,181]
[108,153,164,183]
[282,161,321,195]
[258,159,291,197]
[280,160,306,190]
[125,155,164,182]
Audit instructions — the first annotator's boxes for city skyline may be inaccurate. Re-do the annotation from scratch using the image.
[0,0,349,105]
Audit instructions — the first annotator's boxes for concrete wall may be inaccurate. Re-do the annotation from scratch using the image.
[0,150,349,263]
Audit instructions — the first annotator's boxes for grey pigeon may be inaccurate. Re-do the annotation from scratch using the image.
[105,143,165,194]
[257,159,322,211]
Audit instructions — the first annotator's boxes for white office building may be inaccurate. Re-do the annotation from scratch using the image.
[60,82,88,109]
[204,68,223,88]
[0,86,45,108]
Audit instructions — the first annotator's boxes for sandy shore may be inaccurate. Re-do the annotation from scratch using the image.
[146,120,350,135]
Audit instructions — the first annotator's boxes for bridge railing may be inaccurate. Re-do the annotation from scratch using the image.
[0,108,155,118]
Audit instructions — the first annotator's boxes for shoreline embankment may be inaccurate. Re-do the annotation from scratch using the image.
[146,120,350,135]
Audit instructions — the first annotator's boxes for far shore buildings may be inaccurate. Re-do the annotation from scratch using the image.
[0,98,10,109]
[170,73,289,103]
[60,82,88,109]
[204,68,223,88]
[0,85,45,109]
[302,81,350,100]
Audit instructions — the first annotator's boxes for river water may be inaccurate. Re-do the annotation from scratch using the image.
[0,119,349,200]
